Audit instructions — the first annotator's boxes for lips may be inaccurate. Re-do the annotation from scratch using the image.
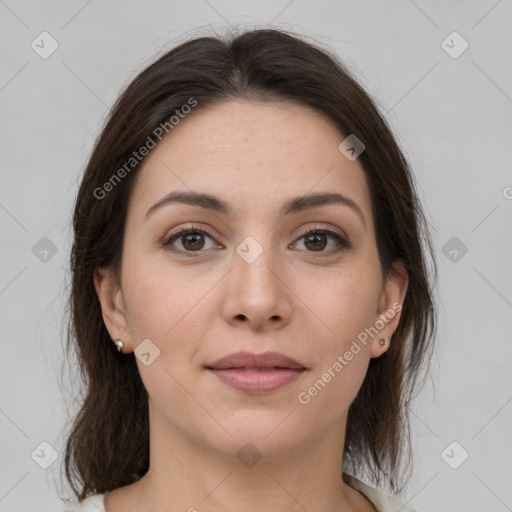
[205,351,306,393]
[206,351,306,371]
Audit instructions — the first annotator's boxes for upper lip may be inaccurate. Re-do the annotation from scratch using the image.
[206,351,306,370]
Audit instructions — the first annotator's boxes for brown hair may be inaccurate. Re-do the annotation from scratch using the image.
[61,26,437,502]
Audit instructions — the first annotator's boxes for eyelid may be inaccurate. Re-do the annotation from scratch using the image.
[293,223,347,241]
[162,224,220,252]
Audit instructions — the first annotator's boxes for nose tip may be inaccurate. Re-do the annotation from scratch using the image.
[224,259,292,331]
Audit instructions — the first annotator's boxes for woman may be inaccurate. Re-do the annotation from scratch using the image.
[62,27,437,512]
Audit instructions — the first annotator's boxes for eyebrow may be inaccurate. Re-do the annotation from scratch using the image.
[145,190,366,228]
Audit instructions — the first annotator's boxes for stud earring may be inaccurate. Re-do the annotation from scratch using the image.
[379,337,388,346]
[113,339,124,352]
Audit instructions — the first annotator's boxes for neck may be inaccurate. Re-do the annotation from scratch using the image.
[124,408,373,512]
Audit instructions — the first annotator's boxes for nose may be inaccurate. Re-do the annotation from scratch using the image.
[221,241,293,332]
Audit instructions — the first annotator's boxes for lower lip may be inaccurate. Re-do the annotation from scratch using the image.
[207,368,305,392]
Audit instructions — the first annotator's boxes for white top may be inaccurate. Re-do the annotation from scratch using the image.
[62,475,416,512]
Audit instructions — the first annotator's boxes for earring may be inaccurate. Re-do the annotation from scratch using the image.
[379,337,388,346]
[113,339,124,352]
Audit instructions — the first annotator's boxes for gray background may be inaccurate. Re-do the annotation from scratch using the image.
[1,1,511,511]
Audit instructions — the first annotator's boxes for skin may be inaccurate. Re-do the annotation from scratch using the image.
[94,99,408,512]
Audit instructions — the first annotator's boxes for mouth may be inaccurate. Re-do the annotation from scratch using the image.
[205,351,307,393]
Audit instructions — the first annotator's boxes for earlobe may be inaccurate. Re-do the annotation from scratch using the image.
[371,336,391,358]
[93,267,132,350]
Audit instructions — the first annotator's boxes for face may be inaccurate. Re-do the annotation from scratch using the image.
[95,99,407,460]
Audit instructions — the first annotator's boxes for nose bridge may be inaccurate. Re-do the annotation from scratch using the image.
[234,233,279,297]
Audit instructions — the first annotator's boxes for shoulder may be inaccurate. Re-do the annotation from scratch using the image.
[344,474,417,512]
[62,493,106,512]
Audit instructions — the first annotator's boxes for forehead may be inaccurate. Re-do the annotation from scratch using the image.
[127,99,373,227]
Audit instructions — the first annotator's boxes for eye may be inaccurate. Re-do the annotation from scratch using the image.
[291,226,350,255]
[162,225,219,257]
[162,224,350,258]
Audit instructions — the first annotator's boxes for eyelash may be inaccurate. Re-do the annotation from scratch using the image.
[162,224,350,259]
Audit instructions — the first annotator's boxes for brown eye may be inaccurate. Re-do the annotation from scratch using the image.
[163,226,218,257]
[293,228,350,255]
[181,232,205,251]
[304,232,328,252]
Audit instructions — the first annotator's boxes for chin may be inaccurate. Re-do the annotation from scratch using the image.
[202,414,312,461]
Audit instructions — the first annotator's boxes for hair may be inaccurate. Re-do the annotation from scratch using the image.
[62,26,437,502]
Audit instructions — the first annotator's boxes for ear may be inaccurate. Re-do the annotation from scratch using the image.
[370,260,408,358]
[93,267,133,352]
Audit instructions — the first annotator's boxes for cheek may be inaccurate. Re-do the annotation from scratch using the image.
[305,263,382,345]
[297,273,376,414]
[297,259,380,408]
[121,251,225,372]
